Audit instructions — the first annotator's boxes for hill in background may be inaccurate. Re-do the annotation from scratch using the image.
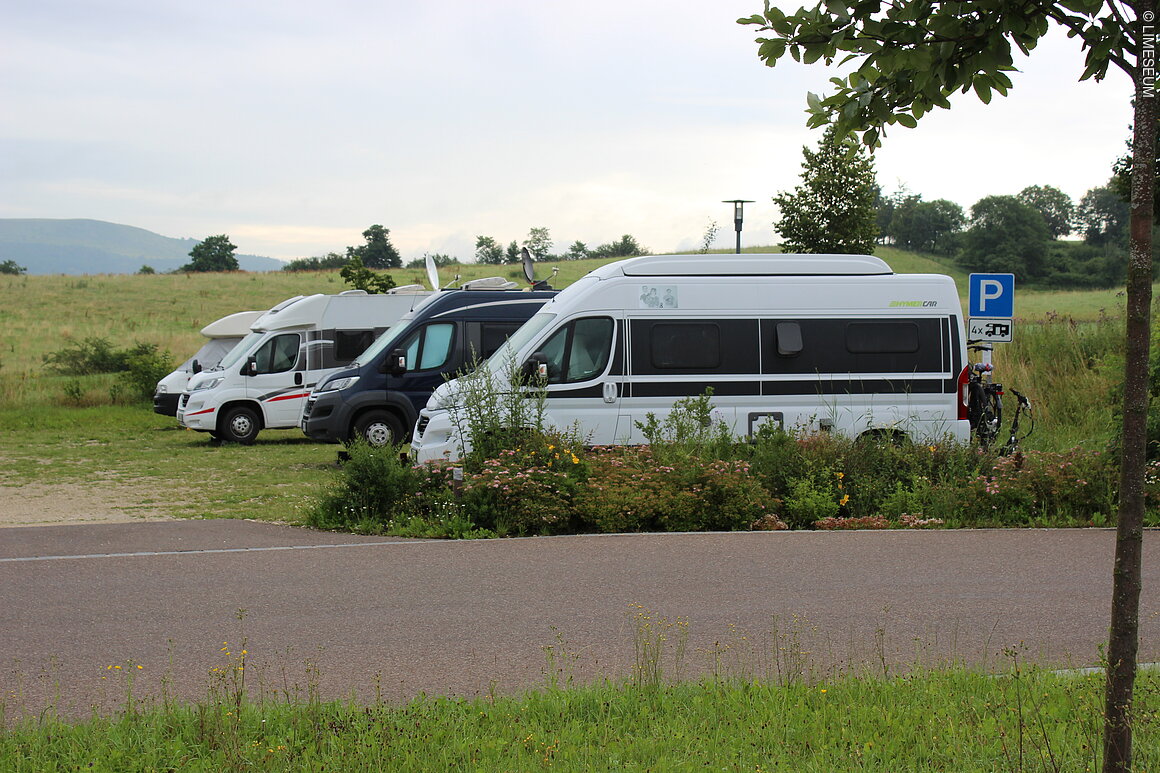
[0,219,285,274]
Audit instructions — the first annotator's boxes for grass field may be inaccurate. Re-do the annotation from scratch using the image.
[5,665,1157,771]
[0,248,1143,409]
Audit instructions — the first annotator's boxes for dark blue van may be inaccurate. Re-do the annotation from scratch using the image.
[300,286,557,446]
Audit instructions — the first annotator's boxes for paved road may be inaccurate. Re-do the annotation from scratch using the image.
[2,520,1157,717]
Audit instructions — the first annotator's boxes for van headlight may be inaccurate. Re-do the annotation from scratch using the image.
[318,375,359,393]
[189,376,224,392]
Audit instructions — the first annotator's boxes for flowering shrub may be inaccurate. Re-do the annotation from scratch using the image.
[310,390,1142,536]
[461,441,585,536]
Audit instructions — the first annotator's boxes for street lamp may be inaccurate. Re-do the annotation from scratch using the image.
[722,199,754,254]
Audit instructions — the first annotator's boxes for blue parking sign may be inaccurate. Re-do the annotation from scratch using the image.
[969,273,1015,318]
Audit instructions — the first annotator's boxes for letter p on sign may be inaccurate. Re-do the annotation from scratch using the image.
[969,274,1015,318]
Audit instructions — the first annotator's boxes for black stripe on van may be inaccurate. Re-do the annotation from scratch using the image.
[619,377,950,399]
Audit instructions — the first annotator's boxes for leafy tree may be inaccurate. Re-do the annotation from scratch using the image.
[349,225,401,269]
[773,126,878,254]
[1077,184,1131,247]
[1,259,27,275]
[699,218,720,254]
[282,253,348,272]
[181,235,239,272]
[564,241,590,261]
[590,234,649,259]
[522,227,553,260]
[340,254,396,294]
[137,265,155,275]
[1018,185,1075,239]
[475,236,505,265]
[504,240,521,264]
[959,195,1050,278]
[883,194,965,255]
[740,3,1153,768]
[405,253,459,269]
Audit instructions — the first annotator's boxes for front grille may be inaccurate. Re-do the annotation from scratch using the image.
[180,393,189,407]
[416,416,429,437]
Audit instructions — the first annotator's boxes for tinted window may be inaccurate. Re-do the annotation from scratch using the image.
[253,333,300,374]
[537,317,614,384]
[651,323,720,369]
[846,322,920,354]
[335,330,375,362]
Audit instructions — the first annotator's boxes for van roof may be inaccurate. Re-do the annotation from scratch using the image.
[606,253,893,277]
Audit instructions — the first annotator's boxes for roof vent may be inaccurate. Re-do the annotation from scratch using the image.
[461,276,519,290]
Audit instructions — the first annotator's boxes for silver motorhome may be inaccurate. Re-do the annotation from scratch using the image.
[410,253,970,463]
[178,288,430,443]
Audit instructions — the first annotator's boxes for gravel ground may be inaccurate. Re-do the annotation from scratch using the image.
[0,482,179,527]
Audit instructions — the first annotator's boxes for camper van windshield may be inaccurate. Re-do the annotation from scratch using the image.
[180,338,242,372]
[215,331,264,372]
[483,311,558,374]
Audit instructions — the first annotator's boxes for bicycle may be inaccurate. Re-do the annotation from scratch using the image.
[965,343,1033,453]
[1001,387,1034,455]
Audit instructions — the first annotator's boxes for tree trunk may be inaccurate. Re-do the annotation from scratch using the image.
[1103,5,1156,770]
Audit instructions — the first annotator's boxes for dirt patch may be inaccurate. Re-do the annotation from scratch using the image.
[0,482,182,527]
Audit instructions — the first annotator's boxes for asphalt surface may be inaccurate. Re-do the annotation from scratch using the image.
[2,520,1157,717]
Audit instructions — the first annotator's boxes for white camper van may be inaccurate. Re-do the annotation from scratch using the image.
[410,253,971,463]
[153,310,264,416]
[178,288,430,444]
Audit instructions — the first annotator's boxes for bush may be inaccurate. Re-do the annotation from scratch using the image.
[113,344,174,403]
[307,442,451,533]
[43,337,126,375]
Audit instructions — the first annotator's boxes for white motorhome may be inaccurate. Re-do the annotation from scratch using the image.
[178,288,430,444]
[153,310,264,416]
[410,253,971,463]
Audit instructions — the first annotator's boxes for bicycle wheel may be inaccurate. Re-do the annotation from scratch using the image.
[975,389,1002,447]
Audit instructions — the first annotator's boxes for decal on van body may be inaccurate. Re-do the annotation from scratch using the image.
[639,286,678,309]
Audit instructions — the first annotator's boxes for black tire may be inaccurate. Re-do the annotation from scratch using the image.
[219,405,261,445]
[974,391,1002,448]
[352,410,406,448]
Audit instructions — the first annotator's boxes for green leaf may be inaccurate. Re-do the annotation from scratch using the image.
[973,79,993,104]
[895,113,918,129]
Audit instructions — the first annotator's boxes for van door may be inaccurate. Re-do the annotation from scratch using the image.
[245,332,306,427]
[536,316,620,444]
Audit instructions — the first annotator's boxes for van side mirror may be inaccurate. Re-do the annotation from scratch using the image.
[243,357,257,376]
[191,359,202,374]
[524,352,548,381]
[385,348,407,376]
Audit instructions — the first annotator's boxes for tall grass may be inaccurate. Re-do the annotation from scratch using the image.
[3,648,1157,771]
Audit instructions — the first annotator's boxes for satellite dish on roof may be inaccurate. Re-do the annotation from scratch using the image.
[521,247,536,285]
[424,254,439,292]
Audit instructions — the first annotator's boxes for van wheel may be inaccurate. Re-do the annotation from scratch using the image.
[220,406,261,445]
[353,410,405,448]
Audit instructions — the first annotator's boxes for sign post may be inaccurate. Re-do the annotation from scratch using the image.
[968,273,1015,369]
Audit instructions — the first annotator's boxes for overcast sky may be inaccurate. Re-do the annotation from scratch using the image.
[1,0,1135,263]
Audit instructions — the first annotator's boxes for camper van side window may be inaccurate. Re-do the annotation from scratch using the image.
[335,330,375,363]
[468,322,525,362]
[538,317,614,384]
[254,334,301,374]
[845,322,920,354]
[402,323,455,371]
[650,323,721,370]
